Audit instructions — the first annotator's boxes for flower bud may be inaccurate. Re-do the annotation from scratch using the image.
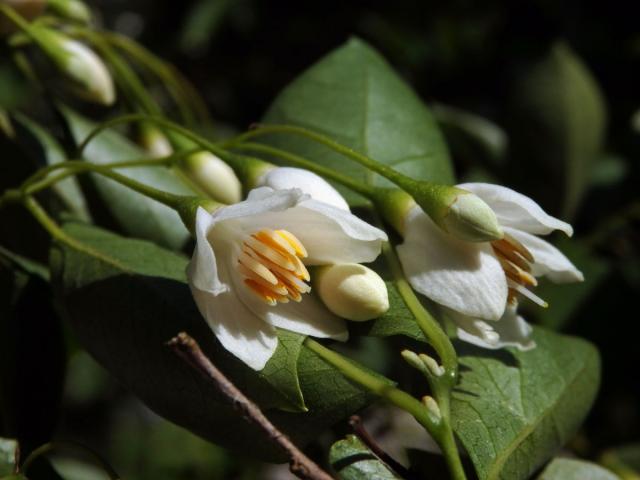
[46,0,91,23]
[315,264,389,321]
[36,28,115,105]
[182,151,242,205]
[440,187,503,242]
[257,166,350,211]
[137,123,173,158]
[422,395,442,422]
[411,183,503,242]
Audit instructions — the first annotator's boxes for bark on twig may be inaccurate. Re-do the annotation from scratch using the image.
[167,332,334,480]
[349,415,420,480]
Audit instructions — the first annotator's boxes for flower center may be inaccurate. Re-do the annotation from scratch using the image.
[236,229,311,306]
[491,233,548,308]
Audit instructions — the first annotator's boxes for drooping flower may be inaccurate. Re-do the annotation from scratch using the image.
[397,182,583,350]
[187,186,387,370]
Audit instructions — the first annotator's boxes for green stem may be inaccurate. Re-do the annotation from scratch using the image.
[100,30,209,125]
[234,142,375,197]
[76,114,226,159]
[384,243,458,382]
[304,338,440,432]
[222,124,422,192]
[22,196,113,261]
[21,151,193,189]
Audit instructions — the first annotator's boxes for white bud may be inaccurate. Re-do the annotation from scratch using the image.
[422,396,442,421]
[183,151,242,204]
[257,167,350,211]
[441,189,503,242]
[138,124,173,158]
[315,264,389,321]
[34,28,115,105]
[418,353,445,377]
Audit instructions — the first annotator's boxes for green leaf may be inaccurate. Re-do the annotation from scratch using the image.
[509,42,606,218]
[13,114,91,222]
[329,435,399,479]
[51,221,380,459]
[363,282,425,342]
[58,106,195,249]
[537,458,620,480]
[0,438,19,476]
[451,327,601,480]
[261,38,453,205]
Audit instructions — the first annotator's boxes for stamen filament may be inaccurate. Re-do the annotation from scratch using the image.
[237,229,310,305]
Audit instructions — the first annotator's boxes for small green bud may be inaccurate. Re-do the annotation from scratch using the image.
[46,0,91,23]
[412,184,503,242]
[315,263,389,321]
[182,151,243,205]
[441,187,503,242]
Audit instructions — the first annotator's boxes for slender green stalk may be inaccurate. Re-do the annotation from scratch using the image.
[384,242,458,383]
[234,142,375,197]
[22,196,114,262]
[21,150,194,188]
[100,31,209,125]
[304,338,440,432]
[222,124,421,192]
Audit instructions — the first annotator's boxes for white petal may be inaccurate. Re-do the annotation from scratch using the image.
[212,186,308,225]
[450,304,536,351]
[459,183,573,236]
[239,198,387,265]
[187,207,228,294]
[189,271,278,371]
[504,227,584,283]
[257,167,350,211]
[398,207,507,321]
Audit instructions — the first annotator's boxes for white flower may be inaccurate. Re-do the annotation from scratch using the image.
[187,186,387,370]
[257,167,350,211]
[183,151,243,204]
[397,182,583,350]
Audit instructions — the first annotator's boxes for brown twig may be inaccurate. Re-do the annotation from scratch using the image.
[349,415,420,480]
[167,332,334,480]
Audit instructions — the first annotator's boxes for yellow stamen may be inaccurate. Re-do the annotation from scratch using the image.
[492,234,547,308]
[237,229,310,305]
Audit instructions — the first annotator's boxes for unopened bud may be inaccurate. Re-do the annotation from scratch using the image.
[401,350,426,374]
[137,123,173,158]
[183,151,242,204]
[315,264,389,321]
[422,396,441,421]
[418,353,445,377]
[36,28,115,105]
[257,167,350,211]
[46,0,91,23]
[440,187,503,242]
